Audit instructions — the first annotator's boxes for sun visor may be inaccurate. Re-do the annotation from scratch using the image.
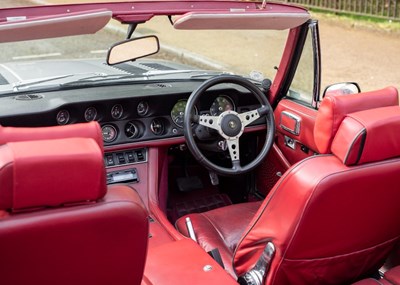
[174,10,310,30]
[0,9,111,43]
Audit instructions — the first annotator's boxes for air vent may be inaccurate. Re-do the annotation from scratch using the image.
[140,63,175,71]
[109,63,147,75]
[14,94,44,100]
[146,83,173,88]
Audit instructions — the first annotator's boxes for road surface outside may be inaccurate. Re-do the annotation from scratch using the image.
[1,0,399,92]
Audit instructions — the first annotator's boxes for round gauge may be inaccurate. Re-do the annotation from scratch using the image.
[150,119,165,136]
[111,104,123,120]
[210,95,235,116]
[84,107,97,122]
[170,99,197,128]
[137,101,149,116]
[56,110,70,125]
[125,121,140,139]
[101,124,118,143]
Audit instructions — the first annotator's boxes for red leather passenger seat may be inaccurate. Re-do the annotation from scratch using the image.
[353,266,400,284]
[0,136,148,285]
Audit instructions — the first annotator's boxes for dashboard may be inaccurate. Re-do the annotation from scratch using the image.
[0,80,264,146]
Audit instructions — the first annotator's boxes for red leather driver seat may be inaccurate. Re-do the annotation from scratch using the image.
[0,132,148,284]
[177,88,400,284]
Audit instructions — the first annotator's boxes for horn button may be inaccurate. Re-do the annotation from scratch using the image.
[220,112,243,138]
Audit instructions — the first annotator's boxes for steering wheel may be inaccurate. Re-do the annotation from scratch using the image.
[184,75,275,176]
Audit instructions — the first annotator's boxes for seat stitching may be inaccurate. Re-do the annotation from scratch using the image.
[281,161,400,283]
[233,155,400,281]
[232,154,328,277]
[284,236,399,261]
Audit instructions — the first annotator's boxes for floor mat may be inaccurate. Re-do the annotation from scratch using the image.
[170,193,232,223]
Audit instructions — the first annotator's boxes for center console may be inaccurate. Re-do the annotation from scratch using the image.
[104,146,238,285]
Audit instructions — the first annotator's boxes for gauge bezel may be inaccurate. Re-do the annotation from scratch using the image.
[125,121,140,139]
[170,99,198,128]
[84,107,98,122]
[56,109,70,125]
[111,104,124,120]
[137,101,150,117]
[209,95,236,116]
[101,124,118,143]
[150,118,165,135]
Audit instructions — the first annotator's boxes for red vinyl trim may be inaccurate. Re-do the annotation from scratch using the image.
[269,26,303,105]
[0,1,308,24]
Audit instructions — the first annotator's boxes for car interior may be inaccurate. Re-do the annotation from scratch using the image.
[0,1,399,285]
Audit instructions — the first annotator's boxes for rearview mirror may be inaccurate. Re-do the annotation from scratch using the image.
[107,36,160,65]
[322,82,361,98]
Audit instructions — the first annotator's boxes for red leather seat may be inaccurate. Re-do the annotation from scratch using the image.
[177,88,400,284]
[353,266,400,285]
[0,121,104,150]
[0,134,148,284]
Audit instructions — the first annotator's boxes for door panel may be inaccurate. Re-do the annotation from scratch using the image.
[274,99,318,165]
[255,98,318,197]
[256,144,290,197]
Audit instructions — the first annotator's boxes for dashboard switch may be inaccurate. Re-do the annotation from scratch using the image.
[106,155,115,166]
[117,153,126,164]
[136,150,145,161]
[126,152,135,163]
[104,148,147,168]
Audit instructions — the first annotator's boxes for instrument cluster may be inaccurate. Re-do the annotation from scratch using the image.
[53,93,255,145]
[170,95,235,128]
[55,101,172,144]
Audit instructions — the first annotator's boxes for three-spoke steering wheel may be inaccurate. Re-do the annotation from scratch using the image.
[184,75,275,176]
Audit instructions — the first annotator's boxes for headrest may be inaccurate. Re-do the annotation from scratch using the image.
[0,121,103,152]
[331,106,400,166]
[0,138,106,211]
[314,86,398,154]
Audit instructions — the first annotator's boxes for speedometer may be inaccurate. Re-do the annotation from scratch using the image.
[171,99,197,128]
[210,95,235,116]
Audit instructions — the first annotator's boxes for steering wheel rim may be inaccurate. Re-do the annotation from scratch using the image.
[184,75,275,176]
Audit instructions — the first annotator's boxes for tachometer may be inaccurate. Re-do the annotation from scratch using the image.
[210,95,235,116]
[171,99,197,128]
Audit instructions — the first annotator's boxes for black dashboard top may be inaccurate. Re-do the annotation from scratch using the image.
[0,80,263,146]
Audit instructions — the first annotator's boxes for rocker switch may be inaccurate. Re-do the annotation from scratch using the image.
[106,155,115,166]
[136,150,145,161]
[126,152,135,163]
[117,153,126,164]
